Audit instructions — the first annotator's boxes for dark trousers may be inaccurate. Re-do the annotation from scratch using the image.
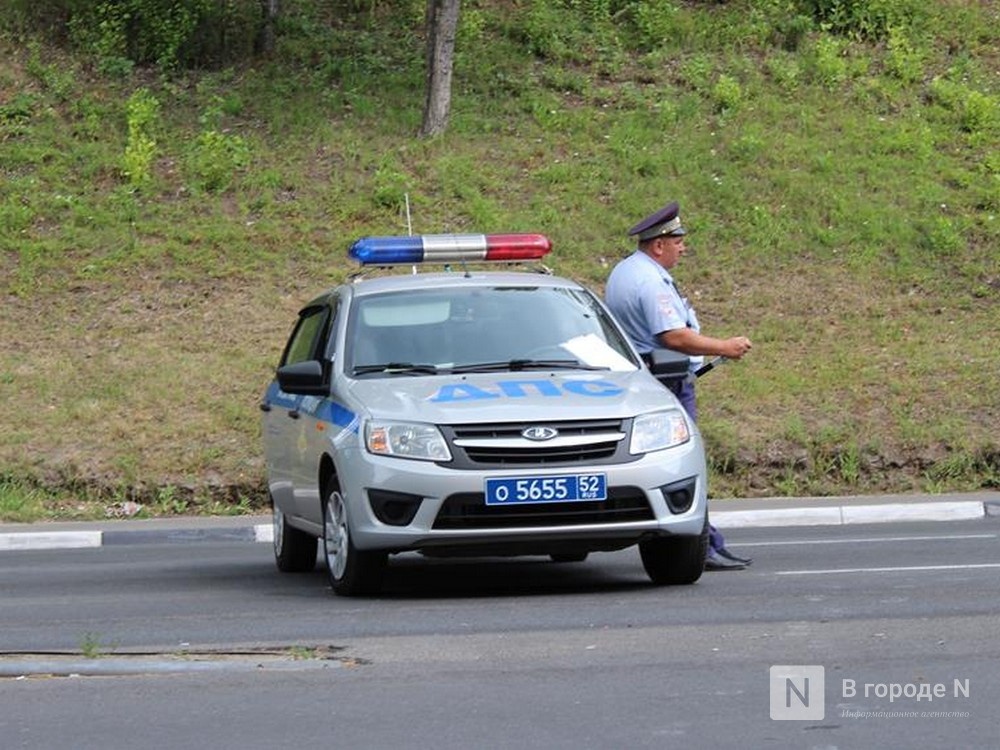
[663,377,697,425]
[666,378,725,551]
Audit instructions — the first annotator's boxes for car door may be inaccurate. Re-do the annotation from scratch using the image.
[285,300,339,522]
[262,304,331,520]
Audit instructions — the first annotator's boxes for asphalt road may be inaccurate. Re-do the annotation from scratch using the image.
[1,500,999,749]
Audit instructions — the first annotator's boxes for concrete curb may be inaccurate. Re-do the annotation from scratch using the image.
[0,523,273,552]
[1,493,998,553]
[0,656,339,677]
[712,500,988,528]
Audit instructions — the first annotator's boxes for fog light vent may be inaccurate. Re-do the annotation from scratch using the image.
[368,489,423,526]
[659,477,697,515]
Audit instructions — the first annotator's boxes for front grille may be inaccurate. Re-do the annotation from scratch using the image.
[432,486,653,529]
[441,418,637,469]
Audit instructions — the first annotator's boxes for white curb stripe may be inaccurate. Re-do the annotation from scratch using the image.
[0,531,103,551]
[711,507,842,528]
[841,500,984,523]
[254,523,274,543]
[776,562,1000,576]
[713,500,985,529]
[737,533,996,547]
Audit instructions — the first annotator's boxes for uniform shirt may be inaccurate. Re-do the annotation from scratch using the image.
[604,250,704,372]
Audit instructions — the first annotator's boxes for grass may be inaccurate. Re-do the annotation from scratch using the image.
[79,632,113,659]
[1,1,998,521]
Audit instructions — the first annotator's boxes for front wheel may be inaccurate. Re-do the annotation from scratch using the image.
[272,497,317,573]
[639,517,708,586]
[323,483,387,596]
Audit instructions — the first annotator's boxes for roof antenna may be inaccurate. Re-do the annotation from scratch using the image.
[404,194,418,275]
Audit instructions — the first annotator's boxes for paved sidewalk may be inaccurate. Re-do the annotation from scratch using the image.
[1,491,998,552]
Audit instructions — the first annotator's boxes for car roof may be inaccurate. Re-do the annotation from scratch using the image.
[304,270,587,307]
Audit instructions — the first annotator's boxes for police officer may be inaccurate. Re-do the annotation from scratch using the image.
[605,200,753,571]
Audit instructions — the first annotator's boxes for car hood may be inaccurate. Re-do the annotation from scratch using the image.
[345,370,678,424]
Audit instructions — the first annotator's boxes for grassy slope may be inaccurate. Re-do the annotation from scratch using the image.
[1,2,998,519]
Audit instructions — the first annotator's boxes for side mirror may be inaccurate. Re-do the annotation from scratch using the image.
[276,360,327,395]
[646,348,690,385]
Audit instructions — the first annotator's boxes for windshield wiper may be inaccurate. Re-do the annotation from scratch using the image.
[450,359,607,373]
[353,363,440,376]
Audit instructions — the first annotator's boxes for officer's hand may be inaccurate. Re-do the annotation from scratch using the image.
[723,337,752,359]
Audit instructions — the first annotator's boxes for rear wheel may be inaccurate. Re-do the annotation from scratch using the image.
[272,497,317,572]
[639,516,708,585]
[323,482,387,596]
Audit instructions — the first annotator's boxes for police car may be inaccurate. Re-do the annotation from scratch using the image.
[260,233,709,595]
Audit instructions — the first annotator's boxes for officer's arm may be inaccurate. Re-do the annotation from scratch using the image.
[660,328,752,359]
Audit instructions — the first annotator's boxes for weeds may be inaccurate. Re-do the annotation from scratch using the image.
[809,35,848,87]
[79,633,104,659]
[79,632,118,659]
[123,89,160,189]
[182,97,251,193]
[186,130,251,193]
[151,485,189,516]
[0,477,50,522]
[712,75,743,115]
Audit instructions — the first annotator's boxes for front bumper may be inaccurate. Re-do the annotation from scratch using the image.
[343,439,708,553]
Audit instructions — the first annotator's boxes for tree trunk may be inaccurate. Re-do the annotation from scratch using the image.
[420,0,461,138]
[258,0,280,56]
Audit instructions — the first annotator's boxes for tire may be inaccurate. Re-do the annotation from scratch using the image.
[322,483,387,596]
[549,552,589,563]
[272,497,317,573]
[639,516,708,586]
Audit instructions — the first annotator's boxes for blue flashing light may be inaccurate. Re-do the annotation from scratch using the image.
[349,235,424,265]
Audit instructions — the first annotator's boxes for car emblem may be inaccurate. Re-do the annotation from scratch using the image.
[522,426,558,441]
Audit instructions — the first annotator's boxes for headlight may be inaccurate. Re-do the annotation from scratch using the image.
[365,420,451,461]
[629,410,691,454]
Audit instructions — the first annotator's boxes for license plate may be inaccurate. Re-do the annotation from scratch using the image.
[484,474,607,505]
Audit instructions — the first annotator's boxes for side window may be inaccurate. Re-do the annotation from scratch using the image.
[281,306,329,367]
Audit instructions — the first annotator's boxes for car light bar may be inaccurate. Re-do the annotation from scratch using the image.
[349,233,552,265]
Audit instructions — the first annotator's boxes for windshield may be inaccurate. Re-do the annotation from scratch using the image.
[345,285,637,377]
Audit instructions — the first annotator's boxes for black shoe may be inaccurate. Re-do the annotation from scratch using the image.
[705,551,746,571]
[716,547,753,566]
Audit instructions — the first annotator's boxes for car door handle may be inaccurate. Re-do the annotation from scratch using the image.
[288,410,300,420]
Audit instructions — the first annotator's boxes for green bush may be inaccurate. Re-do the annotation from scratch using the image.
[961,91,998,135]
[372,157,412,211]
[186,130,251,193]
[884,25,922,83]
[630,0,686,52]
[917,215,965,257]
[928,77,999,136]
[0,200,35,235]
[798,0,926,41]
[712,74,742,113]
[16,0,260,71]
[122,88,160,188]
[765,52,802,89]
[0,92,36,124]
[808,34,847,87]
[769,9,813,52]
